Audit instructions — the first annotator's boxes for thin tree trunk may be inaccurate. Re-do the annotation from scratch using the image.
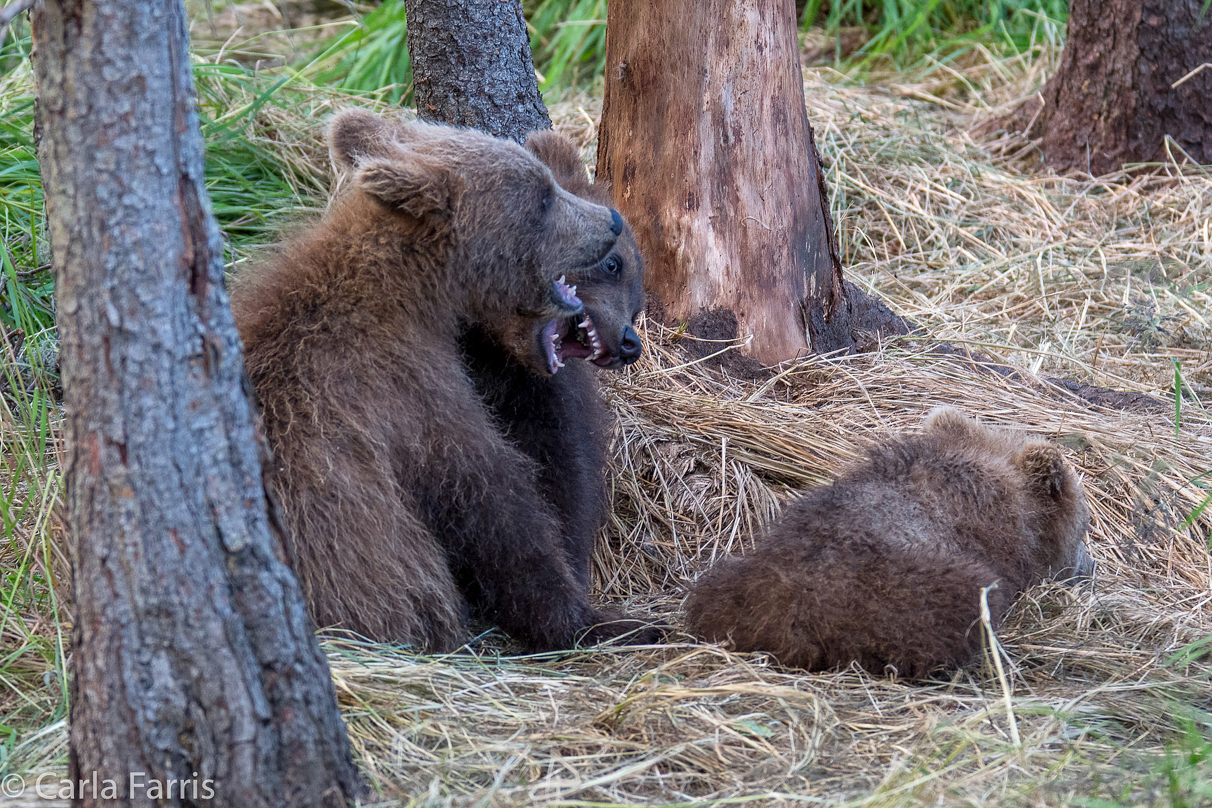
[999,0,1212,174]
[595,0,906,365]
[404,0,550,143]
[32,1,360,805]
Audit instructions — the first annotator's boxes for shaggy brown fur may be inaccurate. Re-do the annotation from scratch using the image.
[231,110,657,652]
[685,408,1094,679]
[461,130,645,588]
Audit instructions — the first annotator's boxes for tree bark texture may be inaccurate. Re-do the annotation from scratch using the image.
[404,0,550,143]
[1009,0,1212,174]
[595,0,904,364]
[32,1,360,805]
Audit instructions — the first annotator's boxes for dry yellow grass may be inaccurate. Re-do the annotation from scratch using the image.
[304,322,1210,806]
[1,33,1211,808]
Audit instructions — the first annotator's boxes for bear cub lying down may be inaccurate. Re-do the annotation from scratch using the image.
[685,408,1094,679]
[232,110,658,652]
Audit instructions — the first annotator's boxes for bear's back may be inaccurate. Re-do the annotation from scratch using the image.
[778,429,1041,586]
[685,410,1090,678]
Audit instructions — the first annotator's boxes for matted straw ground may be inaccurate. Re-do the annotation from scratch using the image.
[1,35,1211,807]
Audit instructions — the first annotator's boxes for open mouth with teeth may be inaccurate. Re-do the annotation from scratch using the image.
[541,276,611,375]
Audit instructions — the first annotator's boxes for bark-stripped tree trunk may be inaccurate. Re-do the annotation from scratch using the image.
[1002,0,1212,174]
[404,0,550,143]
[595,0,907,365]
[32,1,360,805]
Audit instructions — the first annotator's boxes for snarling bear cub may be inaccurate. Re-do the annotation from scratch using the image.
[231,110,657,652]
[685,409,1094,679]
[461,130,645,590]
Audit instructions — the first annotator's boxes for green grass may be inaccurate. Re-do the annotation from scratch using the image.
[308,0,413,105]
[1072,707,1212,808]
[800,0,1068,69]
[1156,722,1212,808]
[0,38,46,336]
[528,0,607,93]
[305,0,1070,103]
[305,0,610,104]
[0,33,67,746]
[0,32,340,755]
[192,62,328,243]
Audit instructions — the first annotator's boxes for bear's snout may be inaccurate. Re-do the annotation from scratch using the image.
[619,326,642,364]
[1066,541,1096,582]
[610,209,623,236]
[548,187,621,265]
[583,208,621,264]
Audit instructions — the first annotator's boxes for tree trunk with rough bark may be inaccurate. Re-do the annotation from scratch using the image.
[404,0,550,143]
[1004,0,1212,174]
[595,0,907,365]
[32,1,360,805]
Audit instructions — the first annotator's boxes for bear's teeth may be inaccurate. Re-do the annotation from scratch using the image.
[557,275,566,285]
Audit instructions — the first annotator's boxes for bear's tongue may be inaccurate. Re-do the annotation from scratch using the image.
[567,315,605,362]
[542,313,608,375]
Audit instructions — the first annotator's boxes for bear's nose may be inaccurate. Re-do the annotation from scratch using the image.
[609,209,624,236]
[619,325,642,364]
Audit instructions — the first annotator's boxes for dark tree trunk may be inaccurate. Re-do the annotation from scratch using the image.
[32,1,360,805]
[595,0,907,365]
[1003,0,1212,174]
[404,0,550,143]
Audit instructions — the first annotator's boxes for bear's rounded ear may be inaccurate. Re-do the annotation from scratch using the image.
[525,130,591,194]
[923,407,978,437]
[356,156,450,217]
[328,109,394,173]
[1014,444,1074,502]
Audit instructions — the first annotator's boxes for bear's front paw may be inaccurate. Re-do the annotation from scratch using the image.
[575,610,668,647]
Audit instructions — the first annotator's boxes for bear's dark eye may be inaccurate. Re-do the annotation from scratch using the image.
[540,189,553,214]
[600,254,621,275]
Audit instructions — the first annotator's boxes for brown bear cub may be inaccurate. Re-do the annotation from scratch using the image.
[460,130,645,590]
[231,110,657,652]
[685,409,1094,679]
